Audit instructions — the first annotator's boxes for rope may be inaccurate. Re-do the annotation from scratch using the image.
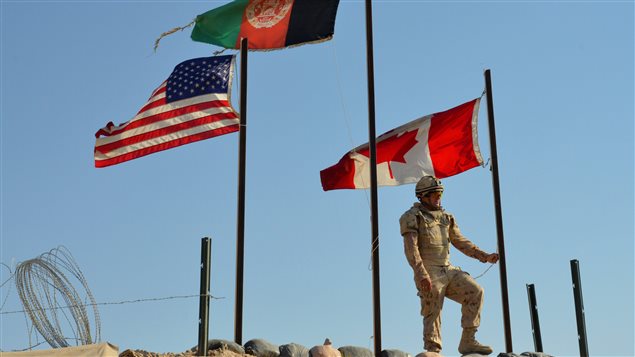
[13,246,101,348]
[330,40,381,273]
[426,262,495,283]
[329,39,371,200]
[473,263,495,279]
[472,245,499,279]
[153,19,195,52]
[367,235,379,271]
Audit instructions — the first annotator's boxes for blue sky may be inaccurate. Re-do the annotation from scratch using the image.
[1,1,633,356]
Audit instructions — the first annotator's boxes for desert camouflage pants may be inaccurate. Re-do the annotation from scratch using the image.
[418,265,483,352]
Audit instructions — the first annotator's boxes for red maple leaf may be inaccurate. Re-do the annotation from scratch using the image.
[355,128,419,179]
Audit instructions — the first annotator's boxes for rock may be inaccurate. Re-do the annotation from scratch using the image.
[245,339,280,357]
[337,346,373,357]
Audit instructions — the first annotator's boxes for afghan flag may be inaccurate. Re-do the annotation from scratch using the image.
[190,0,340,50]
[320,98,484,191]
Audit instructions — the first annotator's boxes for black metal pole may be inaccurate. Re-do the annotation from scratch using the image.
[526,284,543,352]
[364,1,382,356]
[571,259,589,357]
[234,37,248,345]
[198,237,212,357]
[484,69,513,352]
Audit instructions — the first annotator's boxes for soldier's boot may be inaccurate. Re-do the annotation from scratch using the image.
[424,341,441,353]
[426,347,441,354]
[457,327,493,355]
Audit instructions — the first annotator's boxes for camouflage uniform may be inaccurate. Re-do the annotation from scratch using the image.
[399,202,489,352]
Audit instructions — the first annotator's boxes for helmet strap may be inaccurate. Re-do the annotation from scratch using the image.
[418,192,443,211]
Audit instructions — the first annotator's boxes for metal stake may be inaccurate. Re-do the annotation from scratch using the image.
[198,237,212,357]
[571,259,589,357]
[526,284,543,352]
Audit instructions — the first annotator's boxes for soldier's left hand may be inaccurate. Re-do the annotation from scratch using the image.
[484,253,499,264]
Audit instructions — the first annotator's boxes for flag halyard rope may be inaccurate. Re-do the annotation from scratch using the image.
[153,19,196,52]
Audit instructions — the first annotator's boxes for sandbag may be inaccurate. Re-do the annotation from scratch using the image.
[190,339,246,355]
[380,349,411,357]
[245,339,280,357]
[309,339,341,357]
[414,352,441,357]
[497,353,554,357]
[279,343,310,357]
[337,346,373,357]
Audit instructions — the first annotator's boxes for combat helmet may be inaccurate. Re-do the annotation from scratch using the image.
[415,176,444,196]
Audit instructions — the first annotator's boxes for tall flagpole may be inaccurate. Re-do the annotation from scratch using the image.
[235,37,248,345]
[484,69,513,352]
[364,1,382,356]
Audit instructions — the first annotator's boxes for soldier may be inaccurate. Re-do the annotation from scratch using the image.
[399,176,499,355]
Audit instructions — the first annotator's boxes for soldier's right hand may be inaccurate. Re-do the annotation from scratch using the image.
[420,276,432,291]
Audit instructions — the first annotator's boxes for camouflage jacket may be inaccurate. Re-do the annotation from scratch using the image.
[399,202,488,281]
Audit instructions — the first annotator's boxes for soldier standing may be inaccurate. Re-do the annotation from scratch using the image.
[399,176,499,355]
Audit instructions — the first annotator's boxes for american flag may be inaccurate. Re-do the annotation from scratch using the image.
[94,55,239,168]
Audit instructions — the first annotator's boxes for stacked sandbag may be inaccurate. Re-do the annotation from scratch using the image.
[337,346,373,357]
[120,339,248,357]
[309,339,341,357]
[414,352,441,357]
[119,350,184,357]
[380,349,411,357]
[279,343,310,357]
[169,338,420,357]
[245,339,280,357]
[188,339,247,356]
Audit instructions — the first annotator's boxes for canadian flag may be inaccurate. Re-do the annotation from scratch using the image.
[320,98,484,191]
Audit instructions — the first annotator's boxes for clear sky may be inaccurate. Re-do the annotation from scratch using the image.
[1,1,633,356]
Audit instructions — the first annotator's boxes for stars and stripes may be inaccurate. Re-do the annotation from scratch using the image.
[94,55,239,168]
